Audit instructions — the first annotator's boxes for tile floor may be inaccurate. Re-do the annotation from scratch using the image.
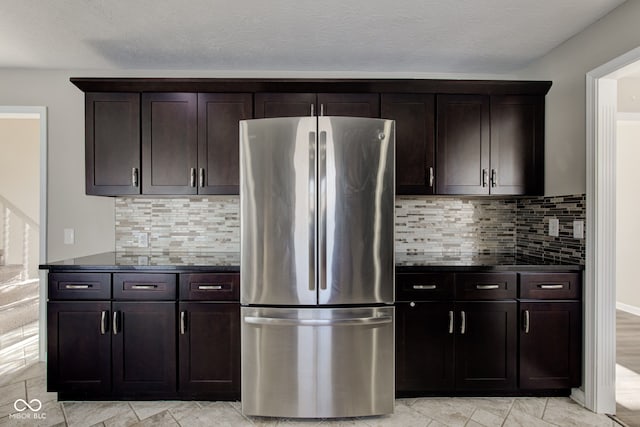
[0,362,620,427]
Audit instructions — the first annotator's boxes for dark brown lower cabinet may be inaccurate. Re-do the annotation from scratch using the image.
[178,302,240,399]
[112,302,176,397]
[455,301,517,391]
[47,301,111,396]
[396,301,454,392]
[519,301,581,389]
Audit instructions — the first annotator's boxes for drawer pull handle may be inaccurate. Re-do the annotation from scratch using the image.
[198,285,223,290]
[476,284,500,290]
[538,284,564,289]
[190,168,196,187]
[448,310,454,334]
[65,284,91,289]
[131,284,158,290]
[100,311,108,335]
[180,311,186,335]
[413,284,436,290]
[428,166,434,187]
[132,167,139,187]
[524,310,530,334]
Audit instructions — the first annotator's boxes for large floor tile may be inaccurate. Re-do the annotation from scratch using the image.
[503,408,556,427]
[0,400,65,427]
[0,381,27,418]
[410,398,475,427]
[62,401,134,427]
[26,375,57,405]
[0,362,45,387]
[131,410,178,427]
[510,397,547,419]
[543,397,614,427]
[178,402,253,427]
[363,403,431,427]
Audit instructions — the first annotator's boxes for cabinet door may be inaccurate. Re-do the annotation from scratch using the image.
[436,95,490,195]
[85,93,140,195]
[254,93,316,118]
[47,301,111,396]
[381,94,435,194]
[519,301,581,389]
[142,93,198,194]
[396,301,454,393]
[178,302,240,398]
[198,93,252,195]
[317,93,380,117]
[112,302,176,396]
[455,301,517,391]
[490,96,544,195]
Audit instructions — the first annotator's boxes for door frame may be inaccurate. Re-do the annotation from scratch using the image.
[0,106,48,361]
[585,46,640,413]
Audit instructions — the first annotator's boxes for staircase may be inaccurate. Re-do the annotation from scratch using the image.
[0,195,41,376]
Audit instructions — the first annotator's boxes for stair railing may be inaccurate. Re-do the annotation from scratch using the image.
[0,194,39,280]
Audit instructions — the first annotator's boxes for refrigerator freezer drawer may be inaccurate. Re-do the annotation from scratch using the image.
[241,306,395,418]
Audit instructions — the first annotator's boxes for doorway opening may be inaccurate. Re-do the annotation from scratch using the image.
[0,107,47,375]
[586,47,640,418]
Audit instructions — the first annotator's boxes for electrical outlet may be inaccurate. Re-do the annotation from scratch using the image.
[64,228,74,245]
[136,232,149,248]
[573,220,584,239]
[548,218,559,237]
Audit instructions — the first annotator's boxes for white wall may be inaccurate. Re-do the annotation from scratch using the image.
[616,119,640,312]
[516,0,640,196]
[0,70,115,262]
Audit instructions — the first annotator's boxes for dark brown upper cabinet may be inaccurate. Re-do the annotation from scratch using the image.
[85,93,141,196]
[490,96,544,195]
[436,94,544,196]
[255,93,380,118]
[436,95,491,195]
[141,93,251,195]
[198,93,252,195]
[142,93,198,195]
[381,94,435,195]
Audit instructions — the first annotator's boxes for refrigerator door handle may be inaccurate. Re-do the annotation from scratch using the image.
[309,130,317,291]
[244,315,393,327]
[318,129,327,291]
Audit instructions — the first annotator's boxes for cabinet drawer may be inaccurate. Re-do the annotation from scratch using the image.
[519,272,581,299]
[113,273,176,300]
[455,272,517,300]
[396,272,454,301]
[48,273,111,300]
[179,273,239,301]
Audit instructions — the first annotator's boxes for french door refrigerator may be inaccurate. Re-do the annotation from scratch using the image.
[240,116,395,418]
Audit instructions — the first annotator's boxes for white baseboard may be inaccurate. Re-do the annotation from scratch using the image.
[616,302,640,317]
[571,388,586,407]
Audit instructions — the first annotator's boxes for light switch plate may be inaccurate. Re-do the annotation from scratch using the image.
[136,232,149,248]
[63,228,74,245]
[573,220,584,239]
[548,218,559,237]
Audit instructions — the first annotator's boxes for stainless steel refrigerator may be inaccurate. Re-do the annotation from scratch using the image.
[240,116,395,418]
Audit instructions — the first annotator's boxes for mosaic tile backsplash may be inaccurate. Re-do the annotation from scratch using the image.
[115,194,586,264]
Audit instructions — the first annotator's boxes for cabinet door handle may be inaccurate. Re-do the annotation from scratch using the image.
[199,168,205,188]
[491,169,498,187]
[64,284,91,289]
[320,104,324,116]
[190,168,196,187]
[448,310,454,334]
[198,285,223,290]
[180,311,186,335]
[460,310,466,334]
[113,311,119,335]
[524,310,530,334]
[482,169,488,187]
[539,284,564,289]
[310,104,314,116]
[476,284,500,290]
[413,284,436,290]
[428,166,434,187]
[132,168,139,187]
[100,310,108,335]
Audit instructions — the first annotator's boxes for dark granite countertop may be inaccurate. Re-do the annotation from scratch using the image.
[40,251,241,272]
[40,251,582,272]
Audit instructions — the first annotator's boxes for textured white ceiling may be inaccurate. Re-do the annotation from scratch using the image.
[0,0,627,73]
